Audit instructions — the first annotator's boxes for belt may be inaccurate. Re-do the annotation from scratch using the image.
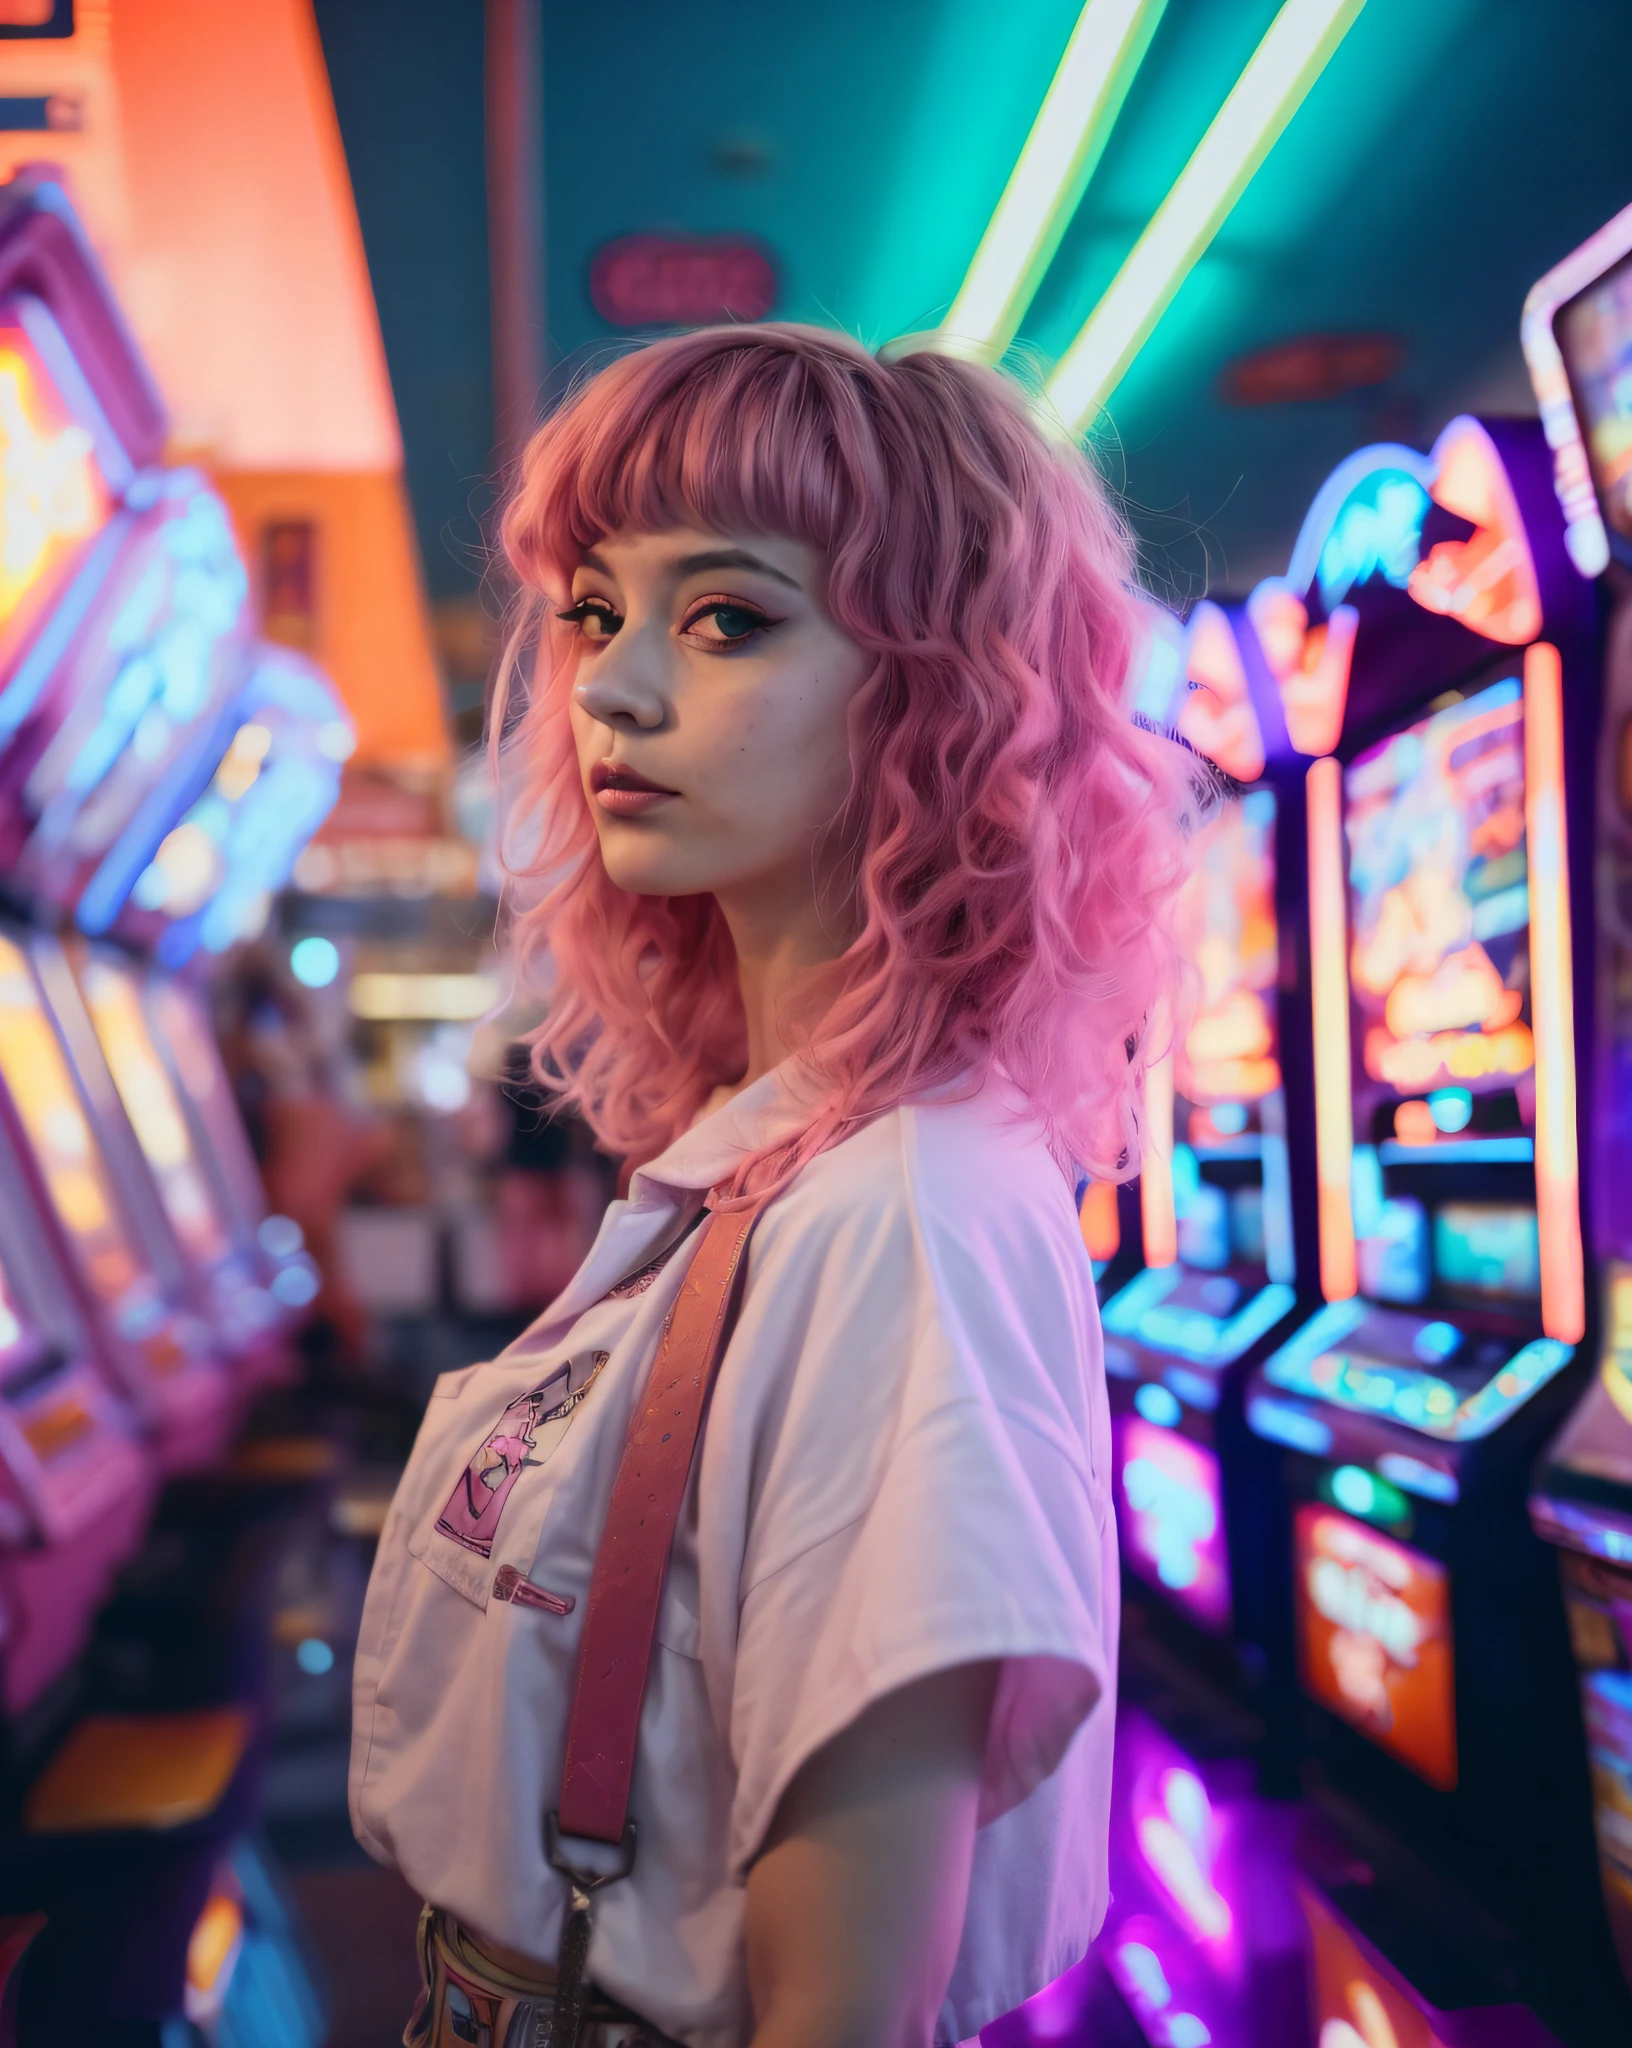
[406,1907,678,2048]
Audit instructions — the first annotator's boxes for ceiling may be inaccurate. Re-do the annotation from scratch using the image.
[315,0,1632,612]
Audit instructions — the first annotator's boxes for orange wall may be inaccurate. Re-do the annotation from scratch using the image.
[0,0,448,770]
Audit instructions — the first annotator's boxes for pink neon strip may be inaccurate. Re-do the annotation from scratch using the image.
[1306,757,1356,1300]
[1522,642,1585,1343]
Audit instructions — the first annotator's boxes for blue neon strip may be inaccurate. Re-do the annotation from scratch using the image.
[0,510,133,739]
[1377,1452,1459,1503]
[1378,1138,1535,1165]
[1264,1297,1368,1388]
[1102,1263,1180,1337]
[1247,1395,1332,1456]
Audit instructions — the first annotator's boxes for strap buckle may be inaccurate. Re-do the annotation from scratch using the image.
[545,1811,637,1891]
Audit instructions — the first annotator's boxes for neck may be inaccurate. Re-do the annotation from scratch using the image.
[712,880,846,1104]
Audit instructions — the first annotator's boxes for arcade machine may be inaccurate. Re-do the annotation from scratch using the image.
[0,1105,152,1718]
[5,645,350,1368]
[1098,586,1348,1707]
[1242,409,1626,2043]
[0,174,331,2047]
[1522,197,1632,2012]
[1085,589,1361,2048]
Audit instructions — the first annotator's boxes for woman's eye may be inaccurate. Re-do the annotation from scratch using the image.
[560,596,621,639]
[683,602,770,647]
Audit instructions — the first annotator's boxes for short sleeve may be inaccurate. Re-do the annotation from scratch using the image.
[714,1101,1114,1879]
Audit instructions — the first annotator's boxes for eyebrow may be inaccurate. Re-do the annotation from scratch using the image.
[577,545,803,592]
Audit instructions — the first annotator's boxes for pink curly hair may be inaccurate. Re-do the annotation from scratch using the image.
[497,323,1188,1194]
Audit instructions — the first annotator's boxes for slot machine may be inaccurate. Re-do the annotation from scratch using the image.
[1521,197,1632,2010]
[1098,591,1329,1729]
[0,1109,152,1715]
[1242,410,1628,2041]
[0,930,231,1471]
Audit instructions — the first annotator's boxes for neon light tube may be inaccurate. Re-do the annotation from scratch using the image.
[1045,0,1370,432]
[1306,755,1356,1300]
[942,0,1168,361]
[1141,1049,1177,1268]
[1523,641,1585,1343]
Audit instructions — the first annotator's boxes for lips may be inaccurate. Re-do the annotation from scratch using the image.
[590,760,678,818]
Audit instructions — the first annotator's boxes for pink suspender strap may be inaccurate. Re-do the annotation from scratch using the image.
[550,1195,767,1863]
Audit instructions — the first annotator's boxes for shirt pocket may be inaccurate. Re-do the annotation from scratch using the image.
[407,1353,605,1610]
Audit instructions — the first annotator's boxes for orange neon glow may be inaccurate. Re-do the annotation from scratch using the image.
[1140,1051,1177,1269]
[1408,418,1542,646]
[1307,756,1357,1300]
[1079,1180,1121,1265]
[1246,579,1356,759]
[1178,600,1265,783]
[1522,642,1584,1343]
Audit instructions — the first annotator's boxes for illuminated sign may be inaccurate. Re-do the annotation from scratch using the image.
[589,234,777,328]
[1285,416,1543,646]
[1114,1413,1232,1633]
[1300,1882,1451,2048]
[0,299,112,683]
[1295,1504,1456,1788]
[1177,599,1264,782]
[1246,577,1355,759]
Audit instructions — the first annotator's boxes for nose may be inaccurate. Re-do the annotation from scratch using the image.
[571,621,670,731]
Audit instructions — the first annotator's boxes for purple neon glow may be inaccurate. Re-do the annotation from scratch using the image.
[1097,1708,1307,2048]
[1113,1413,1233,1634]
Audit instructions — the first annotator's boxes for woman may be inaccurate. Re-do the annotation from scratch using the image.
[351,325,1186,2048]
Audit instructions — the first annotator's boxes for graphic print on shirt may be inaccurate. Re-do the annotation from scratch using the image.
[602,1209,706,1301]
[434,1351,608,1556]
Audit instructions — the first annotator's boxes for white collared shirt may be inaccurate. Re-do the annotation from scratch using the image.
[351,1066,1118,2048]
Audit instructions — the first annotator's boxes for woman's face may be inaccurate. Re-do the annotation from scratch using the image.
[564,526,872,918]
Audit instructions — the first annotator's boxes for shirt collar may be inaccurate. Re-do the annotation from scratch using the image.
[629,1059,822,1201]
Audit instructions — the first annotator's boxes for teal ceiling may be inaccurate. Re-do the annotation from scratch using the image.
[320,0,1632,608]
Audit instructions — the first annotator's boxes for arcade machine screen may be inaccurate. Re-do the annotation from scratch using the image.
[1556,243,1632,551]
[1265,673,1573,1450]
[1104,788,1298,1635]
[0,931,194,1399]
[144,975,269,1247]
[75,952,233,1276]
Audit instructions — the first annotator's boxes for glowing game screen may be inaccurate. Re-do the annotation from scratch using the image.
[1170,789,1294,1283]
[1557,244,1632,546]
[1295,1504,1456,1789]
[1113,1413,1232,1634]
[78,954,231,1270]
[1344,676,1539,1309]
[0,934,141,1309]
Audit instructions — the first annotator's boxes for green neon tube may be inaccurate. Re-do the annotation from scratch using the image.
[940,0,1168,363]
[1046,0,1370,434]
